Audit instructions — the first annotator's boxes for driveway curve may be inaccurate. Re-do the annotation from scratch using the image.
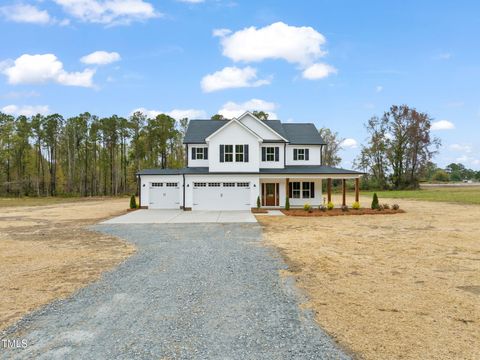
[1,223,349,359]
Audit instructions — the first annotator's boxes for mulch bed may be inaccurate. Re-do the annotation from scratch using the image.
[251,208,269,214]
[281,208,405,217]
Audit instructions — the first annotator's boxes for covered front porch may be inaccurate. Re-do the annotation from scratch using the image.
[259,174,362,208]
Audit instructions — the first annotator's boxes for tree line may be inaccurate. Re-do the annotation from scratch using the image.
[0,111,187,197]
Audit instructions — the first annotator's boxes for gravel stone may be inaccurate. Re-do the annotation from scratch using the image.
[1,223,350,359]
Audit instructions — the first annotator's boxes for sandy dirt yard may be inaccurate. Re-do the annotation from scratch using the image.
[258,196,480,360]
[0,198,135,331]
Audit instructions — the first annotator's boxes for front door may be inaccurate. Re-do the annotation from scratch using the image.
[263,183,278,206]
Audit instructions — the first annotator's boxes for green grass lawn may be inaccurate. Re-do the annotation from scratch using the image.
[363,186,480,205]
[0,196,129,208]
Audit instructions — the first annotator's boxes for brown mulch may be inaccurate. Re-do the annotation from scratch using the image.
[281,208,405,216]
[251,208,269,213]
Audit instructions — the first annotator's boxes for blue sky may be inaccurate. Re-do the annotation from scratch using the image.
[1,0,479,169]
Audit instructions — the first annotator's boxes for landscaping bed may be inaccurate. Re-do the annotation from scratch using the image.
[251,208,269,214]
[281,208,405,216]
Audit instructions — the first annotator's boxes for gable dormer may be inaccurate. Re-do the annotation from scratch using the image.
[236,112,288,142]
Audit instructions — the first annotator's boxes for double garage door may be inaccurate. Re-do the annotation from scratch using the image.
[193,182,251,210]
[149,182,180,209]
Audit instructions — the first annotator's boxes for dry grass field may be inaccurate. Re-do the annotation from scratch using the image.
[258,195,480,360]
[0,198,135,331]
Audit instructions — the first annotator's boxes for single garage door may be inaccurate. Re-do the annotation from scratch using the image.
[149,182,180,209]
[193,182,251,210]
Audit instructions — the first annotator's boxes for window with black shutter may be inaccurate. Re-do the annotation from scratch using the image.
[220,145,225,162]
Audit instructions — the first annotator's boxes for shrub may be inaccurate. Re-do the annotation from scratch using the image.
[130,194,137,209]
[377,204,384,211]
[371,192,379,209]
[341,205,349,212]
[319,205,327,212]
[257,196,261,209]
[382,203,390,210]
[327,201,334,210]
[352,201,360,210]
[285,197,290,210]
[303,203,311,212]
[392,204,400,210]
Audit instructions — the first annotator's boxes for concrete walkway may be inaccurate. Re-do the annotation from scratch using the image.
[101,209,257,224]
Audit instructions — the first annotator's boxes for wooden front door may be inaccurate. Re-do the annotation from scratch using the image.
[263,183,279,206]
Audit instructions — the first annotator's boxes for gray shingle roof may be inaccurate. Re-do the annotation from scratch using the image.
[183,119,325,145]
[282,123,326,145]
[138,166,362,176]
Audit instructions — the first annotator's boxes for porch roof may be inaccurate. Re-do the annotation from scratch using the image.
[137,166,362,176]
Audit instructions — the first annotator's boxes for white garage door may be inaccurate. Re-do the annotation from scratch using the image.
[193,182,251,210]
[149,182,180,209]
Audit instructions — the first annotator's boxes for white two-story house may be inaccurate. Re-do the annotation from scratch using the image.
[138,112,362,210]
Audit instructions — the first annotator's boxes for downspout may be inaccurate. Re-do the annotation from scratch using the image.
[182,173,186,210]
[137,174,141,207]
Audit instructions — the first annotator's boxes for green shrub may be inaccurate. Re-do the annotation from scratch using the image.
[377,204,384,211]
[257,196,261,209]
[341,205,349,212]
[130,194,137,209]
[285,197,290,210]
[392,204,400,210]
[371,192,379,209]
[319,205,327,212]
[382,203,390,210]
[352,201,360,210]
[327,201,334,210]
[303,203,312,211]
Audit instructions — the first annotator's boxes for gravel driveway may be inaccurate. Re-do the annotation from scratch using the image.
[1,223,349,359]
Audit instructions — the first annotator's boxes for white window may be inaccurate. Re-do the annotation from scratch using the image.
[297,149,305,160]
[151,182,163,187]
[224,145,233,162]
[235,145,244,162]
[166,182,178,187]
[223,182,235,187]
[293,148,309,161]
[208,182,221,187]
[194,182,206,187]
[292,182,301,198]
[266,147,275,161]
[289,182,315,199]
[237,182,250,187]
[196,147,205,160]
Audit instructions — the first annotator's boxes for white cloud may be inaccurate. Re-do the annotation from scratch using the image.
[1,104,50,117]
[302,63,337,80]
[178,0,204,3]
[132,107,206,120]
[212,28,232,37]
[218,99,277,119]
[201,66,270,92]
[431,119,455,131]
[219,22,327,66]
[376,85,383,92]
[0,4,51,24]
[53,0,160,26]
[449,144,472,153]
[435,52,452,60]
[81,51,121,65]
[341,138,358,149]
[2,54,95,87]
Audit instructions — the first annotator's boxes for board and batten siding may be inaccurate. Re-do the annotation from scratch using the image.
[285,145,322,166]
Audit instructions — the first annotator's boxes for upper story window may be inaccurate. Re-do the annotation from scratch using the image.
[191,147,208,160]
[262,146,279,162]
[220,144,249,163]
[293,148,310,161]
[224,145,234,162]
[235,145,244,162]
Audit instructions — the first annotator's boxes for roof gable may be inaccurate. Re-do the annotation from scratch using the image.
[236,112,288,141]
[205,118,263,142]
